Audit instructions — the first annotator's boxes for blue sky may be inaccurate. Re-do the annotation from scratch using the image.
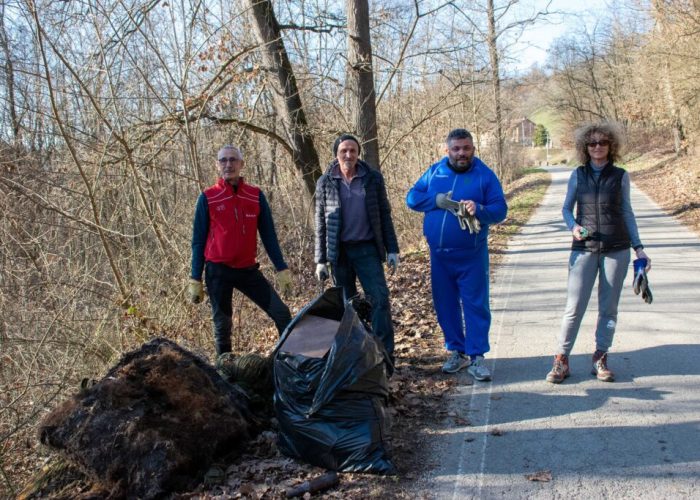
[513,0,613,70]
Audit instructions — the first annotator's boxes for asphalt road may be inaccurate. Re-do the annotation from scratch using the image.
[425,165,700,499]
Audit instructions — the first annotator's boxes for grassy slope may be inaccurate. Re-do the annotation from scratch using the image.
[623,149,700,236]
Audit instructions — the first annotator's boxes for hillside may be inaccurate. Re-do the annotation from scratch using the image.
[626,149,700,237]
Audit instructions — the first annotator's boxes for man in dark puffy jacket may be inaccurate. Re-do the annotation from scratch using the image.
[189,145,293,355]
[407,129,507,381]
[314,134,399,359]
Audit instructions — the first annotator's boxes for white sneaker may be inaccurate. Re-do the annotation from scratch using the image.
[442,351,470,374]
[467,356,491,381]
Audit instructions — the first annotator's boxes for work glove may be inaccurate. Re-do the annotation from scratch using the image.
[436,191,460,212]
[188,279,204,304]
[632,258,653,304]
[315,263,329,282]
[387,253,399,274]
[457,203,481,234]
[276,269,293,297]
[436,192,481,234]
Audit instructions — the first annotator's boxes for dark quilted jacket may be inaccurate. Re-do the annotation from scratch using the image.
[572,163,630,253]
[315,159,399,264]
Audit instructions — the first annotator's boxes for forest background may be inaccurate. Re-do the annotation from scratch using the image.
[1,0,698,496]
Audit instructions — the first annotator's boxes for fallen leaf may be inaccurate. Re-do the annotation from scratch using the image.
[525,470,552,482]
[239,482,255,495]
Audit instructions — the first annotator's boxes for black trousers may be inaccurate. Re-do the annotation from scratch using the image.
[204,262,291,355]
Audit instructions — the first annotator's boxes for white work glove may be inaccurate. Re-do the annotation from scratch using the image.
[387,253,399,274]
[315,263,329,281]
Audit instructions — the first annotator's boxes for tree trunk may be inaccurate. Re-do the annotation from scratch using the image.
[247,0,321,195]
[652,0,686,155]
[346,0,380,169]
[0,7,21,144]
[486,0,504,178]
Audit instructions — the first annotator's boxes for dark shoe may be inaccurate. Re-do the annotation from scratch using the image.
[591,350,615,382]
[546,354,570,383]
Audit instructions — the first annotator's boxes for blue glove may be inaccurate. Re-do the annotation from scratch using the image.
[633,258,653,304]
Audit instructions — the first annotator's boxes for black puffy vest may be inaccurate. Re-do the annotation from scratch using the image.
[572,163,631,253]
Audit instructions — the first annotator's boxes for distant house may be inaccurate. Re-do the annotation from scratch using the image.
[510,117,536,146]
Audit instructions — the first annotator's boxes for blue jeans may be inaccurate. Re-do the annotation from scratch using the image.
[333,241,394,356]
[205,262,291,355]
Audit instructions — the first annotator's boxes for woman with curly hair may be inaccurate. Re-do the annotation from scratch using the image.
[546,122,652,384]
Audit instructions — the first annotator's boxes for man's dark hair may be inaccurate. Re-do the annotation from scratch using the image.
[332,134,361,157]
[446,128,473,143]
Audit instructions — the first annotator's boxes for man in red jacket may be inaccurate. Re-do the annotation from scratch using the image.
[189,145,293,355]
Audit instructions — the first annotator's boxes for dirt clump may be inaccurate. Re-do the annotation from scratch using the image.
[36,338,258,499]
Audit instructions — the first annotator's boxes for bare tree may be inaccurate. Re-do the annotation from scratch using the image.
[246,0,321,194]
[485,0,504,177]
[345,0,379,168]
[650,0,690,154]
[0,4,20,144]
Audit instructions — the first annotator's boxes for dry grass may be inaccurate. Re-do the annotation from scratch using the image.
[624,149,700,237]
[7,167,551,499]
[11,145,699,498]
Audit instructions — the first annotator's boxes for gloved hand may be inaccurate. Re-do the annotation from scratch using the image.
[188,279,204,304]
[315,263,329,281]
[457,203,481,234]
[436,191,461,212]
[276,269,293,297]
[632,258,653,304]
[387,253,399,274]
[436,192,478,232]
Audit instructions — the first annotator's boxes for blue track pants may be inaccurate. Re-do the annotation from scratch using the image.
[430,246,491,357]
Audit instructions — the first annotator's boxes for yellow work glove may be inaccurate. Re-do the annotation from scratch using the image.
[276,269,293,297]
[188,279,204,304]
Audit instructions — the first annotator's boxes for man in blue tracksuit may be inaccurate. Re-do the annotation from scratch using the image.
[407,129,507,381]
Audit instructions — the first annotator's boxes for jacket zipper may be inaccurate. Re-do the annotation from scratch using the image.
[594,169,601,251]
[438,175,460,248]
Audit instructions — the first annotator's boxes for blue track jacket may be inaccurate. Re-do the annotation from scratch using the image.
[406,157,507,249]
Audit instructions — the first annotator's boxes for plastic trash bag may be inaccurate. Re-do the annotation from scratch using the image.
[273,287,395,474]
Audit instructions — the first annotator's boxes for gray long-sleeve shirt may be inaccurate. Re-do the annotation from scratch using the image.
[562,165,643,249]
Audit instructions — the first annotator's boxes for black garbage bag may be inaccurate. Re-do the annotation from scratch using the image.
[273,287,396,474]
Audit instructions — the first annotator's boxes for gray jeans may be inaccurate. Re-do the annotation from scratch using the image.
[557,249,630,355]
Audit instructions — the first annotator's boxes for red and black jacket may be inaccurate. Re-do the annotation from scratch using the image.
[190,177,287,280]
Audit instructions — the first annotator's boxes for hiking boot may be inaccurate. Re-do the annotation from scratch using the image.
[442,351,470,374]
[467,356,491,381]
[546,354,570,384]
[591,350,615,382]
